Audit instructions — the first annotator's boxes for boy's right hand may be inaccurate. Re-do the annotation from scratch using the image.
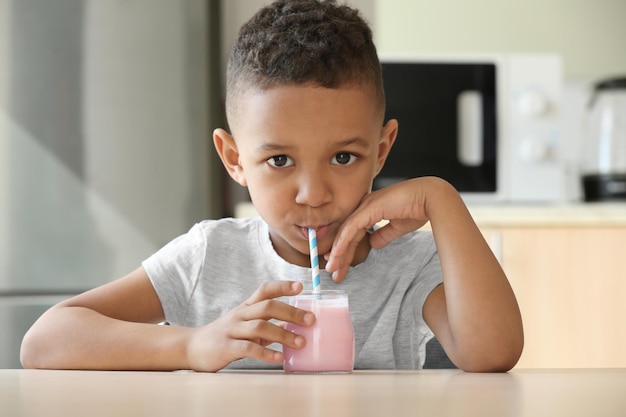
[185,280,314,372]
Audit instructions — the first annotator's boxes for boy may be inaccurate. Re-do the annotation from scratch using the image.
[21,0,523,372]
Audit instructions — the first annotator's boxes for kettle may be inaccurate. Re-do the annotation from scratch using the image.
[581,77,626,201]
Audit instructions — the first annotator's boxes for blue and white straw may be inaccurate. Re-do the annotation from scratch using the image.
[308,228,320,294]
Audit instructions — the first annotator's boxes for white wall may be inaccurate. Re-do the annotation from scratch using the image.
[375,0,626,80]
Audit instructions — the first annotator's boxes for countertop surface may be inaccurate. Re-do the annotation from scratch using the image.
[465,202,626,227]
[2,368,625,417]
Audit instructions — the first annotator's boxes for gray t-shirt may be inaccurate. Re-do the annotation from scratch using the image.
[143,216,443,369]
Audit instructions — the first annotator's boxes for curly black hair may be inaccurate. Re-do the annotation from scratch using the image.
[226,0,384,127]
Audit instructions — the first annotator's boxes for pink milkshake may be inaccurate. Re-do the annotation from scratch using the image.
[283,290,355,373]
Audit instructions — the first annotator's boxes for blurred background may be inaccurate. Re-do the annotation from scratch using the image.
[1,0,625,368]
[0,0,221,368]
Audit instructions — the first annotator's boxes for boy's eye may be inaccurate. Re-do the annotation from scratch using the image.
[267,155,294,168]
[331,152,357,166]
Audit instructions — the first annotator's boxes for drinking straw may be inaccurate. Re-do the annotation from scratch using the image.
[308,228,320,294]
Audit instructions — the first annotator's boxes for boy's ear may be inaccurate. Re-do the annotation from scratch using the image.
[374,119,398,176]
[213,128,247,186]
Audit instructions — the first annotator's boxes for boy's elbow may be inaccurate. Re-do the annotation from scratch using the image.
[460,352,520,373]
[20,330,40,369]
[20,316,63,370]
[20,328,50,369]
[455,337,524,373]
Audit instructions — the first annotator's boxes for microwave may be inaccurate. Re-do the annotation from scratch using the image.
[375,53,563,203]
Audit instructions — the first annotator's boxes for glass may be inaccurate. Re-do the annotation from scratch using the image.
[283,290,355,374]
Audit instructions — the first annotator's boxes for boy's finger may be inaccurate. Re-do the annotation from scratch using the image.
[228,339,284,364]
[244,280,302,306]
[240,298,315,328]
[328,194,383,264]
[230,319,306,351]
[331,264,351,283]
[326,225,367,274]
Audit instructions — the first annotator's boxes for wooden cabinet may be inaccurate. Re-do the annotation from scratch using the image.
[477,210,626,369]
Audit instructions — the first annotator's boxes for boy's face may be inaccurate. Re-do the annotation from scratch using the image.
[216,84,397,268]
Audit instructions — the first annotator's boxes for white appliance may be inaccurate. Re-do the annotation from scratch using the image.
[581,77,626,201]
[0,0,222,368]
[377,53,564,203]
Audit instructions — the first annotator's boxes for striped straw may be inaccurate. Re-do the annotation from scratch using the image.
[308,227,320,294]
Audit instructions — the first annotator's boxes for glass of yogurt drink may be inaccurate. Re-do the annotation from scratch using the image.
[283,290,355,373]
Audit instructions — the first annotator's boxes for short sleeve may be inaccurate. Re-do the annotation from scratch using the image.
[142,223,207,325]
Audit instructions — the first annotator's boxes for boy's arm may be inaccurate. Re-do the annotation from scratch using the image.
[20,268,312,371]
[20,267,191,370]
[326,177,524,372]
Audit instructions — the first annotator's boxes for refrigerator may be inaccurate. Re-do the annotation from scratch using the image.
[0,0,223,368]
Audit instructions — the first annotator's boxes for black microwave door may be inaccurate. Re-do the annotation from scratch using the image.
[376,62,497,193]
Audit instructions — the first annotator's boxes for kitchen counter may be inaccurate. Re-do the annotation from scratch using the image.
[2,368,625,417]
[466,202,626,227]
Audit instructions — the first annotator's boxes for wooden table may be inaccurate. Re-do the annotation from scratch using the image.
[1,368,625,417]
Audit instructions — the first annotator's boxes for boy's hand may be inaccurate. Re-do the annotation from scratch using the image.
[326,177,448,282]
[184,280,314,372]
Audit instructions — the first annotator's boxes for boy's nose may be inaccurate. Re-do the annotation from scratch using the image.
[294,173,332,208]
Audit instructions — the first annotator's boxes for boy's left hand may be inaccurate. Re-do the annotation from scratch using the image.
[326,177,442,281]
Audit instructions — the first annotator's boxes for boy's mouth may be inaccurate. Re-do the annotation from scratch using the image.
[299,224,330,241]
